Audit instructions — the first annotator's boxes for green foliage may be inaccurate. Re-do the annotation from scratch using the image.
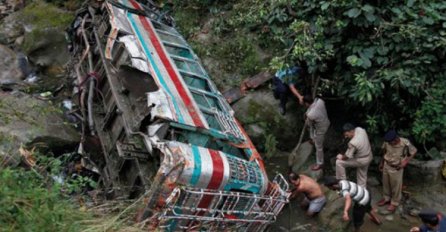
[264,134,278,159]
[21,1,74,29]
[204,0,446,145]
[0,167,89,231]
[413,77,446,143]
[19,1,74,53]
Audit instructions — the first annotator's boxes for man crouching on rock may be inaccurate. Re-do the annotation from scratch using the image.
[323,176,381,232]
[288,172,326,216]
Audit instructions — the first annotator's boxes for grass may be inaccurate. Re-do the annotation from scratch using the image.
[0,167,89,232]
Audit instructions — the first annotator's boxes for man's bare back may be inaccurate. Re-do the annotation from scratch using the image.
[293,174,324,200]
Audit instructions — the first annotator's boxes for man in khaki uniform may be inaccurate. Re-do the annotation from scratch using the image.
[336,123,373,188]
[377,130,417,212]
[304,95,330,171]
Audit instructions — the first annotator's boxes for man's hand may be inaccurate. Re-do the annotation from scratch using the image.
[400,159,409,169]
[409,227,420,232]
[336,154,345,160]
[298,96,304,105]
[342,211,350,221]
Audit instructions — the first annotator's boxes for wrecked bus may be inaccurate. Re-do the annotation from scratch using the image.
[67,0,289,230]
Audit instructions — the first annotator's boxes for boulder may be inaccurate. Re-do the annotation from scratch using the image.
[232,88,305,151]
[405,158,445,183]
[0,44,24,87]
[319,188,349,231]
[289,141,313,172]
[0,92,79,166]
[0,0,25,19]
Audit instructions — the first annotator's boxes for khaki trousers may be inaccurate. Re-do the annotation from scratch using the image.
[382,163,403,206]
[310,125,329,165]
[336,155,372,188]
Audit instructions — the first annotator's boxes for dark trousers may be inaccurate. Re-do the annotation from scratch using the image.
[353,200,372,228]
[272,76,290,110]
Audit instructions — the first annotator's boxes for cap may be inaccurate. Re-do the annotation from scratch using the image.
[342,123,355,132]
[384,130,398,142]
[418,208,439,224]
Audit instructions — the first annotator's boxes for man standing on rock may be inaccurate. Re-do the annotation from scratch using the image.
[377,130,417,213]
[323,176,381,232]
[304,95,330,171]
[272,65,304,115]
[336,123,373,188]
[288,172,326,216]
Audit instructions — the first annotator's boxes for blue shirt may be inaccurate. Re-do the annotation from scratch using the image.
[274,66,301,85]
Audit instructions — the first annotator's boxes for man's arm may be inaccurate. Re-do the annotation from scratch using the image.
[343,193,352,221]
[338,144,356,160]
[289,84,304,105]
[401,142,418,168]
[345,143,356,159]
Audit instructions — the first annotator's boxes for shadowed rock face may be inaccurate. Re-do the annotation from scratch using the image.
[232,88,305,151]
[0,44,24,88]
[0,92,79,166]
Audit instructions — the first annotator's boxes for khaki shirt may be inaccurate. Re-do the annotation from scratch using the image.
[382,137,417,166]
[345,127,372,159]
[306,98,330,131]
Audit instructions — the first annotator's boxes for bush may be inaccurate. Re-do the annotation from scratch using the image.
[0,167,89,231]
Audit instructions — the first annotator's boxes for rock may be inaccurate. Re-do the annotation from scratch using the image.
[0,0,25,21]
[232,89,305,151]
[0,10,24,44]
[319,188,349,231]
[0,44,24,87]
[367,176,381,187]
[289,141,314,172]
[0,92,80,166]
[405,158,445,183]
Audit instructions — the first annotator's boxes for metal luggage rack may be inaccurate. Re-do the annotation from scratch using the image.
[157,174,290,231]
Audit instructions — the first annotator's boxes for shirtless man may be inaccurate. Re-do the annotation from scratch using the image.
[288,172,326,216]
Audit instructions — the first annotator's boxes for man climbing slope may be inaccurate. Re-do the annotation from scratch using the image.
[272,66,305,115]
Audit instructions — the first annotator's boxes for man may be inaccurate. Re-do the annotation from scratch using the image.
[410,208,446,232]
[272,66,304,115]
[304,95,330,171]
[336,123,373,188]
[288,172,326,216]
[323,176,381,232]
[377,129,417,213]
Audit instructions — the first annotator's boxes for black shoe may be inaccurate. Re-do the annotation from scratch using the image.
[279,106,286,115]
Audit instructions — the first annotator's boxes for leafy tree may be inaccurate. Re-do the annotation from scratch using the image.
[175,0,446,148]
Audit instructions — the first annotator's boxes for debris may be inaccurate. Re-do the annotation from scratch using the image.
[63,99,73,110]
[40,91,52,98]
[19,146,36,167]
[223,71,273,104]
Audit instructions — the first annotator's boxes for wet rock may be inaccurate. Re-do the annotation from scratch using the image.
[0,0,25,20]
[319,189,349,231]
[385,215,394,221]
[0,10,24,44]
[232,88,305,151]
[405,158,445,183]
[367,176,381,187]
[0,92,79,166]
[0,44,24,87]
[0,2,72,65]
[289,141,314,172]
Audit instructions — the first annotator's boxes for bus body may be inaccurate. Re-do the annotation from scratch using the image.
[68,0,289,230]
